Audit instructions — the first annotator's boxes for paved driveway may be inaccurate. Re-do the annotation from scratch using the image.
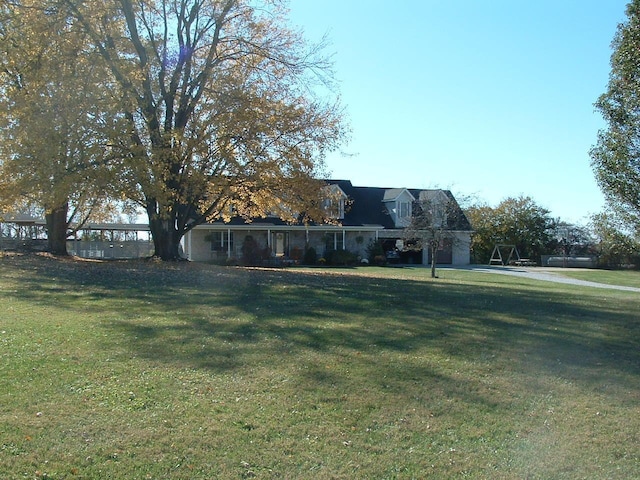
[446,265,640,293]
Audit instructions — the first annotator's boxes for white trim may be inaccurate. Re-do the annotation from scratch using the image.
[193,224,384,232]
[185,229,192,260]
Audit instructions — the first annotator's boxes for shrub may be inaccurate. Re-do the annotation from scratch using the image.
[374,255,387,266]
[261,247,272,262]
[325,249,358,266]
[303,246,317,265]
[290,247,303,262]
[241,235,264,266]
[366,239,385,263]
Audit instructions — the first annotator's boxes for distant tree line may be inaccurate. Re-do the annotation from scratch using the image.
[464,196,640,269]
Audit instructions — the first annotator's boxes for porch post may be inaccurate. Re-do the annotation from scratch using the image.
[185,229,192,260]
[227,228,231,258]
[342,229,346,250]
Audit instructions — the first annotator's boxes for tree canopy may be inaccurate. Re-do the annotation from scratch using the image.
[0,1,123,254]
[65,0,347,260]
[466,196,556,264]
[0,0,347,259]
[591,0,640,232]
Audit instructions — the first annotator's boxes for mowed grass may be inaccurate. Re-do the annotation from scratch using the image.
[553,268,640,289]
[0,254,638,479]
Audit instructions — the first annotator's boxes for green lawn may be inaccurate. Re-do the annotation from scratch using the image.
[1,254,638,479]
[552,268,640,289]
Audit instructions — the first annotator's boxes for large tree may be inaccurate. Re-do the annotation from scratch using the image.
[60,0,346,260]
[0,1,123,255]
[591,0,640,231]
[466,196,556,264]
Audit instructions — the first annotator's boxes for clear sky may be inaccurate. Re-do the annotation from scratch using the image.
[287,0,629,224]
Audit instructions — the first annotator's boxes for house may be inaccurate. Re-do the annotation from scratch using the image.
[184,180,473,265]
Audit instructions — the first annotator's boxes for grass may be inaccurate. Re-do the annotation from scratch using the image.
[551,268,640,289]
[0,253,638,479]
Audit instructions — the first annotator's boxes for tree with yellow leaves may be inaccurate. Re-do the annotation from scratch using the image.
[0,1,125,254]
[60,0,348,260]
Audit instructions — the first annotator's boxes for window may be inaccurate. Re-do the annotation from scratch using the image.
[210,231,234,252]
[210,232,223,251]
[324,232,345,251]
[337,199,345,219]
[432,205,446,227]
[399,201,411,218]
[323,198,345,219]
[322,185,347,220]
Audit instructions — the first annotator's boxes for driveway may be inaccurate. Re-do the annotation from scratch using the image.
[445,265,640,293]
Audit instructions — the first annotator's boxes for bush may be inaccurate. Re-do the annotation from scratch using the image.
[325,249,358,266]
[242,235,264,265]
[373,255,387,266]
[366,239,385,263]
[290,247,303,262]
[303,246,317,265]
[598,248,640,269]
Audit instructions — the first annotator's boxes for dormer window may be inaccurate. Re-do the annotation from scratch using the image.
[383,188,416,227]
[322,184,347,220]
[336,198,345,219]
[418,190,450,228]
[399,201,411,218]
[322,197,344,219]
[433,204,446,227]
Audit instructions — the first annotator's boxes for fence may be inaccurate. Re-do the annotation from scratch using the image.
[67,240,154,259]
[541,255,598,268]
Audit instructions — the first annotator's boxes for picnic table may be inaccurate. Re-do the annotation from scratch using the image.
[512,259,537,267]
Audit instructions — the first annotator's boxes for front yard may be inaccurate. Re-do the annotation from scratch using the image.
[1,254,638,479]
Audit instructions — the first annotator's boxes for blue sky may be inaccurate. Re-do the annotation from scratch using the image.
[287,0,629,224]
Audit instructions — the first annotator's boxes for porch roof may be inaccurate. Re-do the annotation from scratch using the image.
[193,222,385,232]
[77,223,151,232]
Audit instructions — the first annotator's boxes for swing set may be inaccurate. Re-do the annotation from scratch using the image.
[489,244,537,266]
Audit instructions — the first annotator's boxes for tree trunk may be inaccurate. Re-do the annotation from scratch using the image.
[147,208,184,261]
[45,203,69,256]
[430,240,438,278]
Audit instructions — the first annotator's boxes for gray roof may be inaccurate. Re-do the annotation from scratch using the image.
[382,188,414,202]
[204,180,473,231]
[328,180,472,231]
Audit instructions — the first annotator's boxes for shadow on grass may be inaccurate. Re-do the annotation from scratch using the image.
[3,255,639,395]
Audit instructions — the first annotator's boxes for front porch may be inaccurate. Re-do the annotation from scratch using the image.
[185,224,385,264]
